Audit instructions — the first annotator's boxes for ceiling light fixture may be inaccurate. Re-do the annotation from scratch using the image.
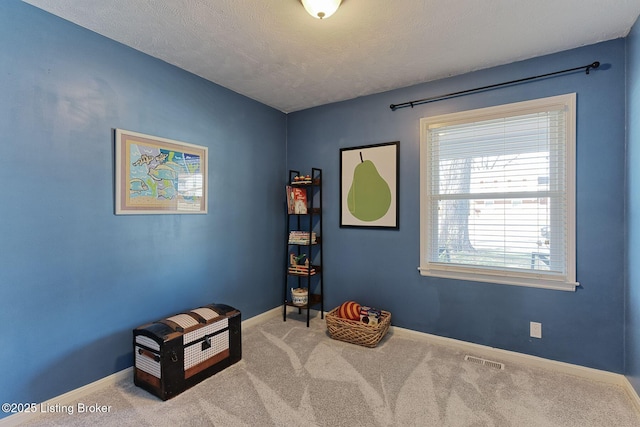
[301,0,342,19]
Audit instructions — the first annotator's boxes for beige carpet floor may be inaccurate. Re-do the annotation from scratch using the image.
[17,310,640,426]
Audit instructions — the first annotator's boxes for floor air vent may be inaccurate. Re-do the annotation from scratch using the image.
[464,355,505,370]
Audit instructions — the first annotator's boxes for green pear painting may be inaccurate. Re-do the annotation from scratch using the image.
[341,141,398,228]
[347,152,392,221]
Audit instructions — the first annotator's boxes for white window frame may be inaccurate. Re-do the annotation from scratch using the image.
[419,94,578,291]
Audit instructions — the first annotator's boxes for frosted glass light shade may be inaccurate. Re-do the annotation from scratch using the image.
[301,0,342,19]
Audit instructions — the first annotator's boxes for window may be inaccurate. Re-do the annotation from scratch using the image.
[419,94,578,291]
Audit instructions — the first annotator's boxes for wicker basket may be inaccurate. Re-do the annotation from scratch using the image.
[326,307,391,348]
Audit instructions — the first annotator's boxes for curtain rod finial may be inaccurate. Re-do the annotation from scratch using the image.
[586,61,600,74]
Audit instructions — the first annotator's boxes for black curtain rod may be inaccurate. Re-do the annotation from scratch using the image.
[389,61,600,111]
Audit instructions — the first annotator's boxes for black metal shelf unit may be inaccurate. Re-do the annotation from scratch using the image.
[283,168,323,327]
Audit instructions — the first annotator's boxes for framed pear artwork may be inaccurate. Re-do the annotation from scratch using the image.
[340,141,399,229]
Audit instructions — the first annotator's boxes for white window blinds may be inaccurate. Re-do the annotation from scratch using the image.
[419,94,578,291]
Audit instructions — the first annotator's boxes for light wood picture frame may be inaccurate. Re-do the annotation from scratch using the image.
[115,129,208,215]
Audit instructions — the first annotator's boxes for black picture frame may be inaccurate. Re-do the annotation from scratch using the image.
[340,141,399,229]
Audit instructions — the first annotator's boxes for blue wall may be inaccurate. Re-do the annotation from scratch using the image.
[288,40,627,373]
[0,0,285,411]
[626,18,640,396]
[1,0,637,414]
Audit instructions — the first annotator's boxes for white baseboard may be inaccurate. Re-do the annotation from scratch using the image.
[390,324,640,414]
[3,309,638,425]
[241,305,324,327]
[623,376,640,415]
[0,367,132,427]
[241,306,281,328]
[0,307,281,426]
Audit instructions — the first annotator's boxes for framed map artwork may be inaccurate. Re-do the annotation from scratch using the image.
[115,129,208,214]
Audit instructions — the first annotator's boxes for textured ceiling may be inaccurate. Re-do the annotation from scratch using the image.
[22,0,640,113]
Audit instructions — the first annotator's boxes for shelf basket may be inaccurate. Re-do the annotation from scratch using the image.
[325,307,391,348]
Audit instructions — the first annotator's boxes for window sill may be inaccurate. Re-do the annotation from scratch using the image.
[418,266,578,292]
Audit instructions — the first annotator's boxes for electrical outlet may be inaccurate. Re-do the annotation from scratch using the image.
[530,321,542,339]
